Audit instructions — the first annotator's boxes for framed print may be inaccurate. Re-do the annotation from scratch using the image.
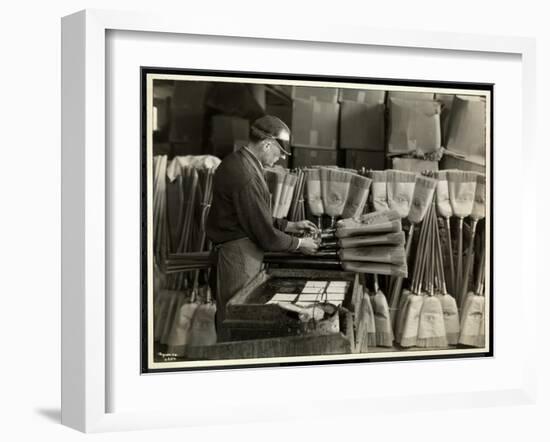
[141,69,493,374]
[61,9,537,433]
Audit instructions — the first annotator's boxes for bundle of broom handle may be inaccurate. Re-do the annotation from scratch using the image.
[444,217,455,298]
[435,207,449,296]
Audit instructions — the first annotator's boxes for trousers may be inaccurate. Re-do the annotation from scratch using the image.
[211,237,264,340]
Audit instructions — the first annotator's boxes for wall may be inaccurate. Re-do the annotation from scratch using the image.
[0,1,548,441]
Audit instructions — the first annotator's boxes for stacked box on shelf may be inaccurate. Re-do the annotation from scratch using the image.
[387,95,442,156]
[290,86,339,150]
[344,150,386,170]
[339,88,386,171]
[440,156,485,174]
[445,95,487,168]
[169,82,209,155]
[435,93,455,146]
[210,115,250,159]
[292,147,339,168]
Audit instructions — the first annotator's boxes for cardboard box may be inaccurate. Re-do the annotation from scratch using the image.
[292,147,338,168]
[392,157,439,173]
[441,155,485,174]
[266,103,292,127]
[387,97,442,155]
[345,150,386,171]
[291,99,339,149]
[169,109,204,144]
[339,89,385,104]
[445,95,486,165]
[210,116,250,159]
[339,101,385,151]
[292,86,339,103]
[435,93,455,145]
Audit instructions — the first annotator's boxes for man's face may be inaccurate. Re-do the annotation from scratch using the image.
[260,140,285,167]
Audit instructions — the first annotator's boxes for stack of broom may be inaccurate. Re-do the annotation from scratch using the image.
[394,197,457,348]
[153,155,219,358]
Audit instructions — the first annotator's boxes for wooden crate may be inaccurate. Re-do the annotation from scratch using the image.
[224,267,361,344]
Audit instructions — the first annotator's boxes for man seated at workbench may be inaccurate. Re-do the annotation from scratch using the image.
[206,115,319,340]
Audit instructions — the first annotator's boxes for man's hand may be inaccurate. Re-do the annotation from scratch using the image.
[298,237,319,255]
[286,220,319,234]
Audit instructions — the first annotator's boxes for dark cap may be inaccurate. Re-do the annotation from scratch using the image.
[250,115,291,156]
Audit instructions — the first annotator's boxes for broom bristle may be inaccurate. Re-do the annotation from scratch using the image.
[305,168,320,181]
[370,170,386,182]
[415,175,438,190]
[339,246,406,265]
[387,231,406,245]
[408,175,437,224]
[351,174,372,188]
[328,168,354,184]
[359,209,401,224]
[338,231,406,248]
[446,170,478,183]
[398,295,424,348]
[372,291,394,347]
[342,174,372,219]
[387,169,417,183]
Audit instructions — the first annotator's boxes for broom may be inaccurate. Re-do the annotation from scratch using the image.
[434,204,460,345]
[339,246,406,265]
[320,167,353,227]
[337,231,406,248]
[447,170,477,294]
[370,274,394,347]
[388,174,437,326]
[341,261,408,278]
[335,219,402,238]
[353,280,372,353]
[305,168,324,228]
[435,171,456,296]
[386,170,417,219]
[458,173,486,310]
[396,199,433,347]
[359,209,401,225]
[276,172,298,219]
[342,174,372,219]
[416,199,448,348]
[458,240,486,348]
[368,170,389,212]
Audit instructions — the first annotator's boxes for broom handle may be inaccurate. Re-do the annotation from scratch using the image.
[456,217,464,295]
[415,203,433,294]
[429,202,437,296]
[424,203,434,294]
[445,217,455,296]
[475,232,486,296]
[435,213,448,295]
[458,219,478,309]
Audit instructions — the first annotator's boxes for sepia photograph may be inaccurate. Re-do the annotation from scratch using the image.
[143,70,492,372]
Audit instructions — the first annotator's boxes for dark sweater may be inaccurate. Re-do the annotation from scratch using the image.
[206,147,299,252]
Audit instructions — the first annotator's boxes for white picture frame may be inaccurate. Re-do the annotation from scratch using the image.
[61,9,537,433]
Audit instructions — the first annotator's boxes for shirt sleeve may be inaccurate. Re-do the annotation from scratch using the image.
[273,218,288,232]
[233,179,299,252]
